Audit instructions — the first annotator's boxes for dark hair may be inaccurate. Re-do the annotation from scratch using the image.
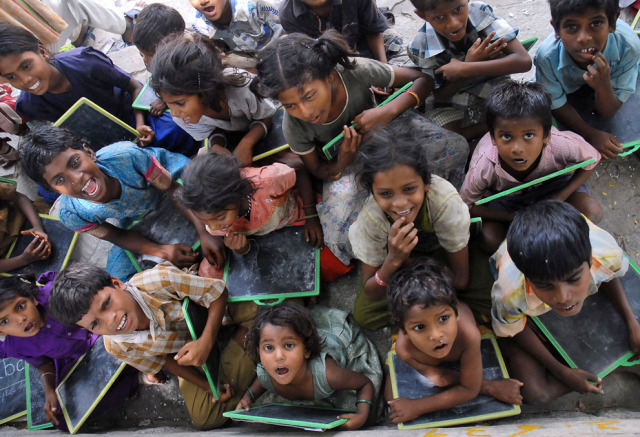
[178,153,255,214]
[49,263,113,326]
[409,0,458,12]
[355,116,432,194]
[486,81,552,137]
[387,258,458,332]
[150,33,248,112]
[0,275,39,311]
[0,22,43,58]
[549,0,618,32]
[245,302,324,363]
[132,3,185,53]
[507,200,592,281]
[19,125,90,191]
[251,30,357,99]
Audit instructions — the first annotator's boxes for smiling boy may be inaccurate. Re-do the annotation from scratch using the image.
[534,0,640,159]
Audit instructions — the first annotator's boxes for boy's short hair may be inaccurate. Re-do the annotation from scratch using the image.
[507,200,592,281]
[49,263,113,326]
[486,80,553,137]
[549,0,619,32]
[132,3,185,53]
[19,125,88,191]
[387,257,458,332]
[409,0,457,12]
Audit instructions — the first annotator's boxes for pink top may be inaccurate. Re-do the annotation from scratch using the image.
[460,127,601,206]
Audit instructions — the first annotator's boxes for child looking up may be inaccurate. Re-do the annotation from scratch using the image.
[49,262,256,430]
[238,302,382,430]
[19,126,225,281]
[460,81,603,253]
[386,258,522,424]
[534,0,640,159]
[491,200,640,404]
[407,0,532,140]
[349,120,470,330]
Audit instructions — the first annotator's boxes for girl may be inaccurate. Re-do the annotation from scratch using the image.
[0,22,197,157]
[179,153,322,277]
[349,119,471,331]
[251,30,468,265]
[237,302,382,430]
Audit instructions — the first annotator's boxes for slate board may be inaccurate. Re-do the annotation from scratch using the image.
[132,79,168,112]
[0,357,26,424]
[533,255,640,377]
[224,226,319,304]
[26,362,51,430]
[223,403,349,431]
[389,334,520,429]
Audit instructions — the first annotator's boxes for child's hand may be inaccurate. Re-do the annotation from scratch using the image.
[199,233,226,269]
[435,58,467,82]
[233,144,253,168]
[149,98,168,117]
[352,107,395,133]
[175,338,211,367]
[587,129,622,159]
[44,390,60,426]
[583,52,612,92]
[136,124,156,147]
[387,217,418,267]
[483,378,524,405]
[212,383,234,404]
[336,126,361,170]
[160,243,199,267]
[22,236,51,262]
[465,32,507,62]
[23,229,49,243]
[235,391,254,411]
[224,232,249,254]
[304,216,323,248]
[558,367,602,394]
[388,397,423,424]
[338,411,368,430]
[627,320,640,355]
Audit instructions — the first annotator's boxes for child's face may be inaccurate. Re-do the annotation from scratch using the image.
[278,78,334,125]
[258,323,311,386]
[189,0,232,24]
[527,261,592,317]
[138,48,155,71]
[0,296,44,338]
[76,278,149,335]
[0,46,55,95]
[160,92,208,125]
[193,204,240,234]
[555,9,615,69]
[492,116,548,177]
[42,146,113,202]
[416,0,470,43]
[372,164,428,225]
[403,303,458,360]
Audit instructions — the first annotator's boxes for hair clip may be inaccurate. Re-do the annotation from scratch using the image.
[19,277,31,284]
[185,34,194,42]
[197,72,201,90]
[301,42,313,50]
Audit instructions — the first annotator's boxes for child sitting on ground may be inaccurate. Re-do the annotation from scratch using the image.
[534,0,640,159]
[237,302,382,430]
[460,81,603,253]
[49,261,256,430]
[407,0,532,140]
[386,258,522,424]
[491,200,640,404]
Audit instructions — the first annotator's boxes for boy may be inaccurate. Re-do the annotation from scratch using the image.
[491,200,640,404]
[460,81,603,253]
[407,0,531,140]
[534,0,640,159]
[132,3,186,117]
[49,262,256,430]
[386,258,523,424]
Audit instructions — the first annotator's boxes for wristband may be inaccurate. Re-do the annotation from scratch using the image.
[331,170,343,180]
[209,133,227,147]
[250,120,268,139]
[305,214,318,219]
[374,270,387,287]
[40,372,55,379]
[247,386,256,402]
[356,399,372,406]
[236,241,251,256]
[405,90,421,108]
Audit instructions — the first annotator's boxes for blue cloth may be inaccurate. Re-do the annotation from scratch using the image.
[534,20,640,110]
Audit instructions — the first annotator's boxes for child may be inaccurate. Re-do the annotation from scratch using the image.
[460,81,603,253]
[534,0,640,159]
[349,120,470,330]
[179,153,322,277]
[491,200,640,404]
[252,30,468,265]
[18,125,224,281]
[237,302,382,430]
[49,261,256,430]
[0,22,197,156]
[407,0,532,140]
[386,258,522,424]
[0,83,26,167]
[0,273,136,427]
[131,3,186,117]
[189,0,283,68]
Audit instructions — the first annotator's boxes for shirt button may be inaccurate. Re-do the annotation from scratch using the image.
[67,332,72,336]
[46,324,51,329]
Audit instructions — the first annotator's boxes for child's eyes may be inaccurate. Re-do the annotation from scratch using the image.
[101,296,110,311]
[282,104,296,110]
[412,324,425,331]
[403,186,416,193]
[376,191,392,198]
[16,302,25,311]
[54,176,65,186]
[439,315,450,323]
[591,21,603,28]
[564,23,577,31]
[90,320,98,330]
[21,62,31,71]
[70,156,80,168]
[0,318,7,326]
[433,15,444,21]
[302,92,315,102]
[285,342,295,349]
[524,133,535,140]
[499,134,511,141]
[453,6,462,12]
[263,344,274,352]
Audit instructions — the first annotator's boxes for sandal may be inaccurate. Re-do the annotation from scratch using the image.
[122,6,143,46]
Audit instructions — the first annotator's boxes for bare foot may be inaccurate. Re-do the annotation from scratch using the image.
[482,378,523,405]
[141,371,168,385]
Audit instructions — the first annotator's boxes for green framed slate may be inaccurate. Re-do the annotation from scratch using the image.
[223,403,349,431]
[0,357,27,425]
[26,363,52,430]
[132,78,170,112]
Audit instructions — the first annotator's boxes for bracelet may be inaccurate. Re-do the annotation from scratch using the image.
[356,399,372,406]
[209,133,227,147]
[247,386,256,402]
[331,170,342,180]
[40,372,55,379]
[305,213,318,219]
[405,90,421,109]
[250,120,268,139]
[235,241,251,256]
[374,270,387,287]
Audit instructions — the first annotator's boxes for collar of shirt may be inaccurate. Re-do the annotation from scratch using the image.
[558,31,621,71]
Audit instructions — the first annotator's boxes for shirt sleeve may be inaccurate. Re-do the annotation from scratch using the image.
[429,176,470,253]
[232,83,278,122]
[406,29,442,79]
[57,196,98,233]
[254,163,296,198]
[473,3,518,42]
[348,198,389,267]
[151,262,226,309]
[254,0,284,48]
[357,0,388,34]
[609,24,640,103]
[490,242,528,337]
[282,113,317,155]
[459,135,495,206]
[352,58,395,89]
[104,336,167,374]
[534,50,568,110]
[81,47,132,91]
[126,146,177,191]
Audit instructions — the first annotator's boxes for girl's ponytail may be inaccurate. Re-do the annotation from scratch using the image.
[311,29,357,73]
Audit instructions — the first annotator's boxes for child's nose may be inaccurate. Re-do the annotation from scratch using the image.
[576,29,591,44]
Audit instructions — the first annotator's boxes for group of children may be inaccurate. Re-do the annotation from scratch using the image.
[0,0,638,430]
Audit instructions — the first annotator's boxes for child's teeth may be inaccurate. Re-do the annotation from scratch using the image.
[28,80,40,90]
[117,314,127,330]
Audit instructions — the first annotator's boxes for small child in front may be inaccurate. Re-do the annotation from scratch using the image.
[491,200,640,404]
[49,262,256,430]
[407,0,532,140]
[386,258,522,424]
[460,81,603,253]
[534,0,640,159]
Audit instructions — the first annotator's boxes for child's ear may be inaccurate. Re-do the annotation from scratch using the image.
[304,348,311,360]
[609,12,619,33]
[38,45,50,61]
[111,277,127,290]
[551,20,560,39]
[542,131,551,146]
[414,9,427,20]
[82,145,97,161]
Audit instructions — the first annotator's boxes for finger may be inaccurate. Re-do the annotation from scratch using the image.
[389,216,406,236]
[435,65,444,75]
[471,37,481,48]
[481,31,497,46]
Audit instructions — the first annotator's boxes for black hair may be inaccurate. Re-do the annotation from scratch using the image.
[178,153,256,214]
[132,3,185,53]
[245,302,324,363]
[0,22,43,58]
[150,33,248,113]
[486,80,553,137]
[507,200,592,281]
[49,263,114,327]
[0,275,39,312]
[19,125,89,192]
[387,257,458,332]
[549,0,619,32]
[250,30,357,100]
[355,115,431,194]
[409,0,458,12]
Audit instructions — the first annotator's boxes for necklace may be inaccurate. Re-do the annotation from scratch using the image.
[238,195,252,219]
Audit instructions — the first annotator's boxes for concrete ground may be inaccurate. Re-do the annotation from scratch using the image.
[2,0,640,434]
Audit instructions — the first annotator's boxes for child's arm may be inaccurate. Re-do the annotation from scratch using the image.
[234,118,272,167]
[149,98,168,117]
[446,246,469,290]
[300,126,361,180]
[601,278,640,354]
[469,205,514,222]
[163,356,234,403]
[235,377,266,411]
[13,191,48,242]
[126,78,155,146]
[584,52,622,118]
[549,168,595,202]
[366,33,387,63]
[325,357,374,430]
[37,361,60,426]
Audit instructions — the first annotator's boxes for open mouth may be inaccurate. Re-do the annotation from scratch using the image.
[393,208,413,217]
[82,178,99,197]
[555,304,576,314]
[512,158,527,166]
[275,366,289,376]
[204,6,216,15]
[449,27,465,38]
[434,343,448,352]
[28,79,41,91]
[24,321,36,333]
[580,48,597,55]
[182,117,192,124]
[117,314,128,331]
[309,114,321,124]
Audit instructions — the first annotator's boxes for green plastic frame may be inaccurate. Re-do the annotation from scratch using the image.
[25,363,53,430]
[132,78,170,112]
[223,403,348,430]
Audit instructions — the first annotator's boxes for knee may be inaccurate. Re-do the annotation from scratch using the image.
[584,201,604,224]
[521,384,558,405]
[191,414,228,430]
